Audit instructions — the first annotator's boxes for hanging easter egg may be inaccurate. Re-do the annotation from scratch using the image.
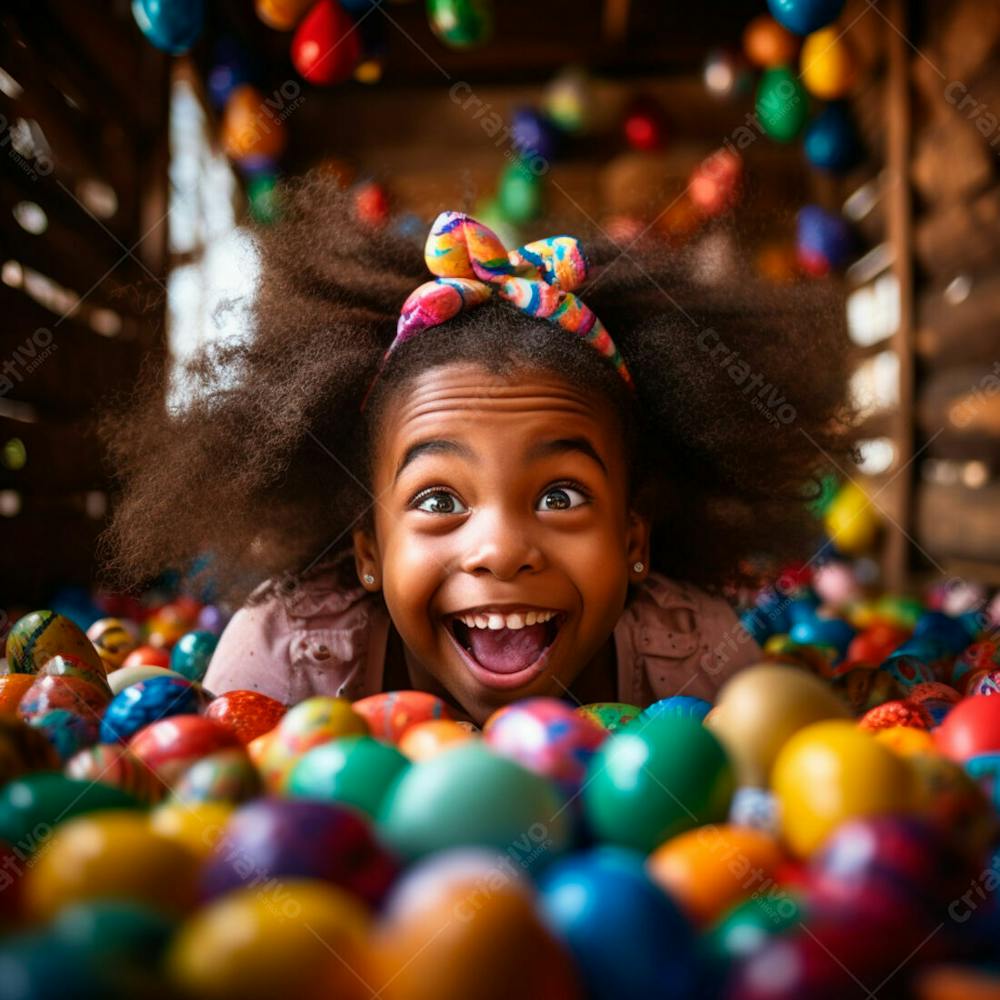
[427,0,493,49]
[255,0,314,30]
[86,617,138,672]
[222,85,288,168]
[353,179,392,227]
[498,158,543,224]
[622,95,668,151]
[6,609,104,676]
[767,0,846,36]
[743,14,799,67]
[129,715,241,785]
[65,744,166,804]
[131,0,204,54]
[544,66,591,135]
[169,747,261,804]
[202,798,397,905]
[800,26,857,99]
[703,48,753,100]
[688,148,743,217]
[169,630,218,682]
[292,0,362,85]
[0,716,59,785]
[204,689,287,744]
[804,102,863,173]
[167,882,370,1000]
[511,107,561,164]
[756,66,810,143]
[101,675,210,744]
[576,701,640,733]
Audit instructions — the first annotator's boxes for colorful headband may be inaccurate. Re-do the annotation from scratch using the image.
[364,211,632,407]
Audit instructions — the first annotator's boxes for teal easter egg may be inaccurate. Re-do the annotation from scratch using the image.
[497,159,543,224]
[28,710,100,763]
[755,66,809,142]
[704,892,804,962]
[379,743,570,869]
[427,0,493,49]
[583,716,735,852]
[50,899,176,964]
[169,631,219,682]
[287,736,409,817]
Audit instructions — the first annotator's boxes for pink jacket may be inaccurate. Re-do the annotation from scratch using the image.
[204,557,761,708]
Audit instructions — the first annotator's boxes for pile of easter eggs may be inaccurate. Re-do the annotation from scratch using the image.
[1,573,1000,999]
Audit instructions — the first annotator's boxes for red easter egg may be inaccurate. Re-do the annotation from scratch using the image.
[934,696,1000,762]
[0,676,37,716]
[291,0,361,86]
[205,690,287,745]
[688,149,742,216]
[17,675,110,722]
[857,699,931,732]
[129,715,241,785]
[622,96,667,151]
[352,691,453,744]
[123,645,171,670]
[845,624,911,668]
[354,180,390,227]
[65,744,167,804]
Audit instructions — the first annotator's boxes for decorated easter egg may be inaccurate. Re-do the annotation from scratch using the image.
[374,849,581,1000]
[397,719,477,761]
[145,603,195,649]
[101,675,210,744]
[129,715,241,784]
[647,825,785,926]
[968,669,1000,697]
[28,709,100,762]
[167,881,370,1000]
[291,0,362,85]
[800,26,856,99]
[935,696,1000,762]
[755,67,809,143]
[0,675,35,716]
[743,14,799,67]
[844,622,911,669]
[788,616,856,660]
[65,743,165,803]
[18,675,109,722]
[576,701,640,733]
[772,720,915,855]
[832,665,901,714]
[5,610,104,676]
[286,736,409,816]
[131,0,204,54]
[150,801,235,859]
[804,102,863,173]
[767,0,845,35]
[0,774,141,851]
[24,810,200,920]
[168,630,218,682]
[584,716,734,852]
[122,645,171,670]
[169,747,261,804]
[705,892,803,962]
[483,697,605,790]
[86,618,138,671]
[202,798,397,905]
[255,0,314,30]
[427,0,493,49]
[539,847,700,1000]
[0,716,59,785]
[222,85,288,167]
[37,652,111,695]
[379,743,570,869]
[858,699,932,732]
[204,689,286,744]
[352,690,451,744]
[707,664,849,786]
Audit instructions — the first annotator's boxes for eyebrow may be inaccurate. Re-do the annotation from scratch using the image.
[393,435,609,484]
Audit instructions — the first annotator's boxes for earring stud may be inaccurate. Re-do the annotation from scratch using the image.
[632,561,645,573]
[363,573,375,585]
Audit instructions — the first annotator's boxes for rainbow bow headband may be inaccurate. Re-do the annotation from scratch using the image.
[366,211,632,405]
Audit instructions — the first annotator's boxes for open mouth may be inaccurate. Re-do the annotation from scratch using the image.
[446,608,564,689]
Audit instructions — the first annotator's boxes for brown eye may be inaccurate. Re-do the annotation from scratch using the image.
[415,491,467,515]
[538,486,587,511]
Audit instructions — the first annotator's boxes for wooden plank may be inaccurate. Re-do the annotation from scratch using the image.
[916,480,1000,565]
[917,273,1000,368]
[914,186,1000,278]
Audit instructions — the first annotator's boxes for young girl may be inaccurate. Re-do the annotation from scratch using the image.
[105,174,849,724]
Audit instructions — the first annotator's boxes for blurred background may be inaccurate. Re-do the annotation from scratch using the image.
[1,0,998,609]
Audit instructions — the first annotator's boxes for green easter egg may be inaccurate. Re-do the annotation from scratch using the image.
[576,702,641,734]
[51,899,176,964]
[498,159,543,224]
[704,892,804,962]
[583,715,735,852]
[756,67,809,142]
[286,736,409,817]
[427,0,493,49]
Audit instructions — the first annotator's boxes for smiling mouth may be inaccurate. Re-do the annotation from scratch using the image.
[448,609,563,679]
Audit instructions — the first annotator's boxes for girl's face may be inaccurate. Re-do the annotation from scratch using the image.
[354,362,649,722]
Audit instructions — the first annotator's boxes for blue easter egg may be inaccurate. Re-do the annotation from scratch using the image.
[767,0,845,35]
[804,102,863,173]
[207,38,253,109]
[28,710,99,763]
[169,630,218,682]
[131,0,204,55]
[786,591,822,625]
[640,696,712,724]
[789,617,856,659]
[913,611,974,655]
[740,608,773,645]
[511,107,560,164]
[538,847,700,1000]
[100,676,208,744]
[797,204,852,268]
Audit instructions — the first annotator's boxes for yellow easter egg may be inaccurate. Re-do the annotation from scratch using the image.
[150,801,235,859]
[772,720,915,856]
[874,725,935,757]
[398,720,477,761]
[800,27,857,100]
[824,481,880,555]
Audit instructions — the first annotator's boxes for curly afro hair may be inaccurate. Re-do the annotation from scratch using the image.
[102,171,853,601]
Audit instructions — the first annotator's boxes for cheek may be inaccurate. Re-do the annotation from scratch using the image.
[379,522,452,630]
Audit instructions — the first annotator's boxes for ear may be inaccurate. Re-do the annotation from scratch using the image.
[626,508,651,582]
[352,525,382,591]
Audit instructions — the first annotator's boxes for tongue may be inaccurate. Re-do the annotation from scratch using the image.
[466,623,550,674]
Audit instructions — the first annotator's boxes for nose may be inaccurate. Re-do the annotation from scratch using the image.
[458,506,545,580]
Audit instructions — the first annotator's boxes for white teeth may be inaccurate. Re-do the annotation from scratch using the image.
[487,614,505,630]
[506,613,525,630]
[475,615,489,629]
[458,610,557,630]
[525,611,537,626]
